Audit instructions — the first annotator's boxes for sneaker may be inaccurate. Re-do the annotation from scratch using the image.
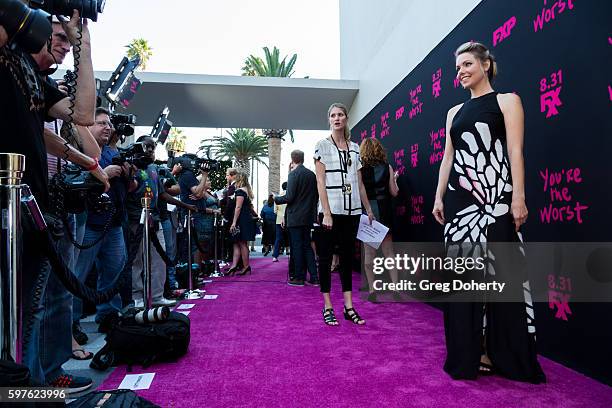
[306,279,320,287]
[288,278,305,287]
[49,374,93,394]
[153,297,177,307]
[272,257,279,262]
[72,322,88,346]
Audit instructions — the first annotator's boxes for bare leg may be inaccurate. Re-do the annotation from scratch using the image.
[239,241,250,268]
[380,234,398,284]
[362,244,376,293]
[230,243,241,268]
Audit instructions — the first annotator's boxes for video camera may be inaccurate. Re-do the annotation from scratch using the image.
[30,0,106,21]
[168,153,221,174]
[49,164,112,214]
[0,0,52,53]
[112,142,153,170]
[110,113,136,138]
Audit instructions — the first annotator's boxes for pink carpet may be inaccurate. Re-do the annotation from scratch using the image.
[100,257,612,407]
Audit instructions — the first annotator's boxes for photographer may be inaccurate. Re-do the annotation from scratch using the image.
[123,137,197,308]
[177,157,221,267]
[73,108,136,337]
[0,6,97,389]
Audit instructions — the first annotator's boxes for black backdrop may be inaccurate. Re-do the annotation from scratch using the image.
[352,0,612,385]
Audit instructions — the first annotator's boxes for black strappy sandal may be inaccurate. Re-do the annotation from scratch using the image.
[479,361,495,376]
[343,306,365,325]
[323,308,338,326]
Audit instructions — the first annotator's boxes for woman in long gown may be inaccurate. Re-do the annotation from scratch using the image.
[432,41,545,383]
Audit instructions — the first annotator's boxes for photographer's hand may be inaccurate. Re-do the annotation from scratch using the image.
[90,163,110,192]
[62,10,91,47]
[104,165,123,179]
[0,26,8,48]
[171,163,182,176]
[55,79,69,95]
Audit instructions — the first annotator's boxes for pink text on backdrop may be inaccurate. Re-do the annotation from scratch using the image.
[410,195,425,225]
[380,112,390,139]
[395,106,405,120]
[360,130,368,141]
[541,87,562,118]
[371,123,376,139]
[396,206,406,217]
[410,144,419,168]
[394,149,406,176]
[453,77,461,89]
[548,290,572,321]
[429,127,446,165]
[533,0,575,32]
[493,16,517,46]
[409,85,423,119]
[608,85,612,102]
[432,69,442,98]
[538,167,588,224]
[540,69,563,118]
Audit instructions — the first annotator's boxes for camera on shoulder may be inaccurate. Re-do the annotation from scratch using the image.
[112,142,153,170]
[49,164,112,214]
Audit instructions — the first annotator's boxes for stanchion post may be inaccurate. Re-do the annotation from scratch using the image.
[141,196,152,309]
[0,153,25,363]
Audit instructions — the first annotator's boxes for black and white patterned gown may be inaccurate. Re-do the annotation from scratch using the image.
[442,92,545,383]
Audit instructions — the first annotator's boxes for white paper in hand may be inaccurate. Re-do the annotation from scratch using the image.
[356,214,389,249]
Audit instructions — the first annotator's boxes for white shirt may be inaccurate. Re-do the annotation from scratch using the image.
[314,137,362,216]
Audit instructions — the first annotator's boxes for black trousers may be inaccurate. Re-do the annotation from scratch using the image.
[316,214,359,293]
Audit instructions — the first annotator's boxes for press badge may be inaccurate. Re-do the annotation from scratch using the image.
[342,183,352,195]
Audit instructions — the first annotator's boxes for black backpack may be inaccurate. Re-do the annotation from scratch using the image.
[91,311,190,371]
[67,389,159,407]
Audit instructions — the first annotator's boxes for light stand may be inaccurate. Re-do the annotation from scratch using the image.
[184,209,204,299]
[141,196,153,309]
[0,153,25,362]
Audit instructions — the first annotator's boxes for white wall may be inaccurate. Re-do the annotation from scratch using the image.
[340,0,482,125]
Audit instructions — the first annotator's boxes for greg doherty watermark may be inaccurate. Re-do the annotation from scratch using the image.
[372,254,486,275]
[372,279,506,294]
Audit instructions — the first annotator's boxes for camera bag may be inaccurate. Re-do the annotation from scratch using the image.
[67,389,159,408]
[90,311,190,371]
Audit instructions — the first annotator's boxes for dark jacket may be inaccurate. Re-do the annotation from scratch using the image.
[274,164,318,228]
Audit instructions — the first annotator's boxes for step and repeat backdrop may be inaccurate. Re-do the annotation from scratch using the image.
[352,0,612,385]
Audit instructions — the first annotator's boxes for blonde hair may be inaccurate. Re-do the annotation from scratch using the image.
[360,138,388,167]
[454,41,497,82]
[234,173,254,199]
[327,102,350,141]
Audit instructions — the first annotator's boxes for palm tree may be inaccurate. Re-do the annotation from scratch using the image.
[166,127,187,154]
[242,46,298,194]
[125,38,153,70]
[211,128,268,178]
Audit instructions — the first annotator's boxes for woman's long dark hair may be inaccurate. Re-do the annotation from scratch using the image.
[267,194,274,207]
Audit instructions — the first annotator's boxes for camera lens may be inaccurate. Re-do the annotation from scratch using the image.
[43,0,105,22]
[0,0,52,53]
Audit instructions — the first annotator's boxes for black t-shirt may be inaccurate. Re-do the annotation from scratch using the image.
[0,48,64,210]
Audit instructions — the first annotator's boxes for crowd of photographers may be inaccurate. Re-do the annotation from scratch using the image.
[0,0,234,394]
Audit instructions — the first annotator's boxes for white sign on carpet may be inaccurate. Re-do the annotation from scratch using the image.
[118,373,155,390]
[177,303,195,310]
